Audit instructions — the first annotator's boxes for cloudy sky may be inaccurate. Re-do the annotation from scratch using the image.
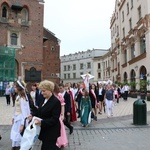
[44,0,116,56]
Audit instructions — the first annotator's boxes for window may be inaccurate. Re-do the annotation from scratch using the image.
[122,28,125,38]
[87,62,91,69]
[98,72,101,78]
[140,37,146,54]
[68,73,70,79]
[64,74,66,79]
[131,0,133,9]
[21,8,29,23]
[129,18,132,30]
[127,3,129,15]
[117,26,119,35]
[11,33,17,45]
[73,64,76,70]
[1,4,9,22]
[51,46,55,51]
[80,72,83,76]
[131,44,135,59]
[124,50,127,63]
[138,6,142,20]
[73,73,76,78]
[64,66,66,71]
[80,63,84,69]
[2,6,7,18]
[122,11,124,22]
[98,63,101,69]
[68,65,70,71]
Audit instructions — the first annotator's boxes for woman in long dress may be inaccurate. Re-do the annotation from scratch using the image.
[54,84,68,149]
[10,81,31,150]
[80,90,92,127]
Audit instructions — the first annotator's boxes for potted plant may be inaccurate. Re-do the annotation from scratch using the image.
[139,80,147,100]
[129,81,138,98]
[130,90,138,98]
[147,90,150,101]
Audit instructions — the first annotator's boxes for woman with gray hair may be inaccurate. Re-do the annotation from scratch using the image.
[32,80,61,150]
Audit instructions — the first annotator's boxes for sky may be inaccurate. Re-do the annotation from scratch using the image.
[44,0,116,56]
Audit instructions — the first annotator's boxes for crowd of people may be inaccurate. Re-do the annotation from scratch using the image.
[1,79,130,150]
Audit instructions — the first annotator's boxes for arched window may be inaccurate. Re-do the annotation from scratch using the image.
[2,6,7,18]
[11,33,17,45]
[21,8,28,23]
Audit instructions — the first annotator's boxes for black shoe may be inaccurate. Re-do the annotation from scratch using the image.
[94,116,97,121]
[70,126,73,134]
[0,135,1,140]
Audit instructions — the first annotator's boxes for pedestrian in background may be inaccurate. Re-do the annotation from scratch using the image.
[35,82,44,108]
[80,90,92,127]
[10,80,31,150]
[5,84,11,106]
[89,84,98,121]
[59,83,74,135]
[30,83,37,106]
[11,83,16,107]
[105,81,115,118]
[54,83,68,149]
[98,82,105,114]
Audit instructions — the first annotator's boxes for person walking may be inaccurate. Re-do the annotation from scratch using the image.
[123,83,130,101]
[75,82,84,118]
[89,84,98,121]
[11,83,16,107]
[35,83,44,108]
[10,80,31,150]
[30,83,37,106]
[5,84,11,105]
[67,82,77,122]
[59,83,74,135]
[98,82,105,114]
[33,80,61,150]
[105,82,115,118]
[54,84,68,149]
[80,90,92,127]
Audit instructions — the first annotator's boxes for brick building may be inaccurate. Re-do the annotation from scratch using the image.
[0,0,60,84]
[43,28,60,84]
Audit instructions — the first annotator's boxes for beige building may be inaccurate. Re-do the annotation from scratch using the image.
[110,0,150,90]
[93,0,150,90]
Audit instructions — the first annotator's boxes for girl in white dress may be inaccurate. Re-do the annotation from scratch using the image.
[10,81,31,150]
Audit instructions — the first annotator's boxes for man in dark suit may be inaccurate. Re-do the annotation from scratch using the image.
[35,83,45,108]
[59,83,73,134]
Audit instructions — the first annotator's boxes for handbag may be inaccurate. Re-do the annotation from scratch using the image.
[20,117,27,136]
[20,117,41,150]
[91,111,95,119]
[88,111,92,124]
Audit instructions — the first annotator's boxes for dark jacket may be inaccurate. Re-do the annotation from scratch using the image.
[34,94,61,141]
[35,89,45,107]
[63,91,71,114]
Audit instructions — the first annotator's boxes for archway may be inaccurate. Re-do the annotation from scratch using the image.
[123,72,128,83]
[139,66,147,91]
[130,69,136,90]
